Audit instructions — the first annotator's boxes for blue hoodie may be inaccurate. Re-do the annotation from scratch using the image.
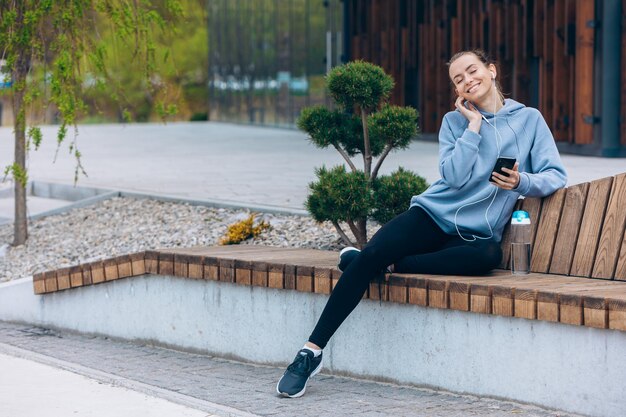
[410,98,567,242]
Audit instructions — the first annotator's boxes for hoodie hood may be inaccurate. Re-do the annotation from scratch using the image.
[476,98,526,119]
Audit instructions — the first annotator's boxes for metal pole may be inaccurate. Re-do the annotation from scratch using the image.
[600,0,622,157]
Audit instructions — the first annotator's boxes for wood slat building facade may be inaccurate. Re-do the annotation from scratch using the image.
[346,0,625,157]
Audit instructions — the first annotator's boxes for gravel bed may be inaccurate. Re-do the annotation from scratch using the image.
[0,197,381,282]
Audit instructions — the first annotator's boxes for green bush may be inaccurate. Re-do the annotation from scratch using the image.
[372,168,429,224]
[297,106,384,156]
[368,105,418,150]
[298,61,427,247]
[306,166,372,223]
[326,60,394,112]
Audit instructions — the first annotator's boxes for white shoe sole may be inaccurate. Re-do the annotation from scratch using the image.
[276,356,323,398]
[339,247,360,256]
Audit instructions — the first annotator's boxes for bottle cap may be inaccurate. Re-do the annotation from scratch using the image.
[511,210,531,225]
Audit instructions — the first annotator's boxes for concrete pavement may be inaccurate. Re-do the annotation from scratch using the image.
[0,122,624,211]
[0,322,579,417]
[0,351,214,417]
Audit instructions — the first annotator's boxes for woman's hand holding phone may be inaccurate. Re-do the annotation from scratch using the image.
[455,96,482,133]
[491,162,521,190]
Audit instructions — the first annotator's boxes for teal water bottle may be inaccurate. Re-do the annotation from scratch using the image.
[510,210,531,275]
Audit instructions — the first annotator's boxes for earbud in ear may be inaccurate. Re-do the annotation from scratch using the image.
[490,71,495,79]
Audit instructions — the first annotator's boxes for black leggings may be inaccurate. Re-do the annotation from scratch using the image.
[308,206,502,348]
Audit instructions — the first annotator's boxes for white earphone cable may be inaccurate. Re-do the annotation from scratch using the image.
[454,78,503,242]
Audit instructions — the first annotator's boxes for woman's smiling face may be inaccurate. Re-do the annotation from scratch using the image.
[449,53,496,104]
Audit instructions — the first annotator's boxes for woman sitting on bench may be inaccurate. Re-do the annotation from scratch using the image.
[277,49,568,398]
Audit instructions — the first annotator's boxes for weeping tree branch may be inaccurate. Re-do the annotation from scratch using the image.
[1,0,182,246]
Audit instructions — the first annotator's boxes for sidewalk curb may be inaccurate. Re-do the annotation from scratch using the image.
[0,341,261,417]
[119,190,309,217]
[0,181,309,227]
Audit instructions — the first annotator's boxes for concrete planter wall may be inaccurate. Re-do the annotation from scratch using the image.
[1,275,624,417]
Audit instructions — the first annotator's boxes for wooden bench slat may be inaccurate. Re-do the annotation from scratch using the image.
[615,233,626,281]
[268,263,285,289]
[176,247,338,268]
[130,252,146,276]
[388,278,408,303]
[33,278,46,294]
[592,173,626,279]
[249,253,337,271]
[416,272,626,323]
[583,294,610,329]
[536,281,588,322]
[44,271,58,292]
[554,285,626,327]
[607,299,626,330]
[570,176,613,277]
[157,253,174,276]
[418,271,626,325]
[531,188,567,273]
[296,265,314,292]
[69,266,83,288]
[549,182,590,275]
[314,267,333,295]
[163,245,277,255]
[117,255,133,278]
[513,276,589,320]
[235,259,252,285]
[516,280,626,326]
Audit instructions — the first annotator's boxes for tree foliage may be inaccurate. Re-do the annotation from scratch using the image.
[326,61,394,112]
[298,61,428,247]
[82,0,207,122]
[306,166,372,223]
[0,0,182,245]
[371,167,429,225]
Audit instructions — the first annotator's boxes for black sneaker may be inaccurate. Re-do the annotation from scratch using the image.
[338,247,361,272]
[276,349,323,398]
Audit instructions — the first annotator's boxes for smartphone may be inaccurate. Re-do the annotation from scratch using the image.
[463,100,476,110]
[489,157,516,182]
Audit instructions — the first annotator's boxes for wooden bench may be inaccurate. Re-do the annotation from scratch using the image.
[32,173,626,332]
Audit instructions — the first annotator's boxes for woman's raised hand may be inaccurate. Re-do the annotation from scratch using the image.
[455,96,482,133]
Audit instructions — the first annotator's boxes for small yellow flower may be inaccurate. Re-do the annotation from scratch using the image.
[219,214,270,245]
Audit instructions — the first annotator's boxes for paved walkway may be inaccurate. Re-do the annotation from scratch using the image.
[1,122,625,210]
[0,322,580,417]
[0,352,213,417]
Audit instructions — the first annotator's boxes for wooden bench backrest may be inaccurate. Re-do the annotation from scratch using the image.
[499,172,626,280]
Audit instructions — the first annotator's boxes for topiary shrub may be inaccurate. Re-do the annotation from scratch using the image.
[371,168,429,225]
[298,60,428,247]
